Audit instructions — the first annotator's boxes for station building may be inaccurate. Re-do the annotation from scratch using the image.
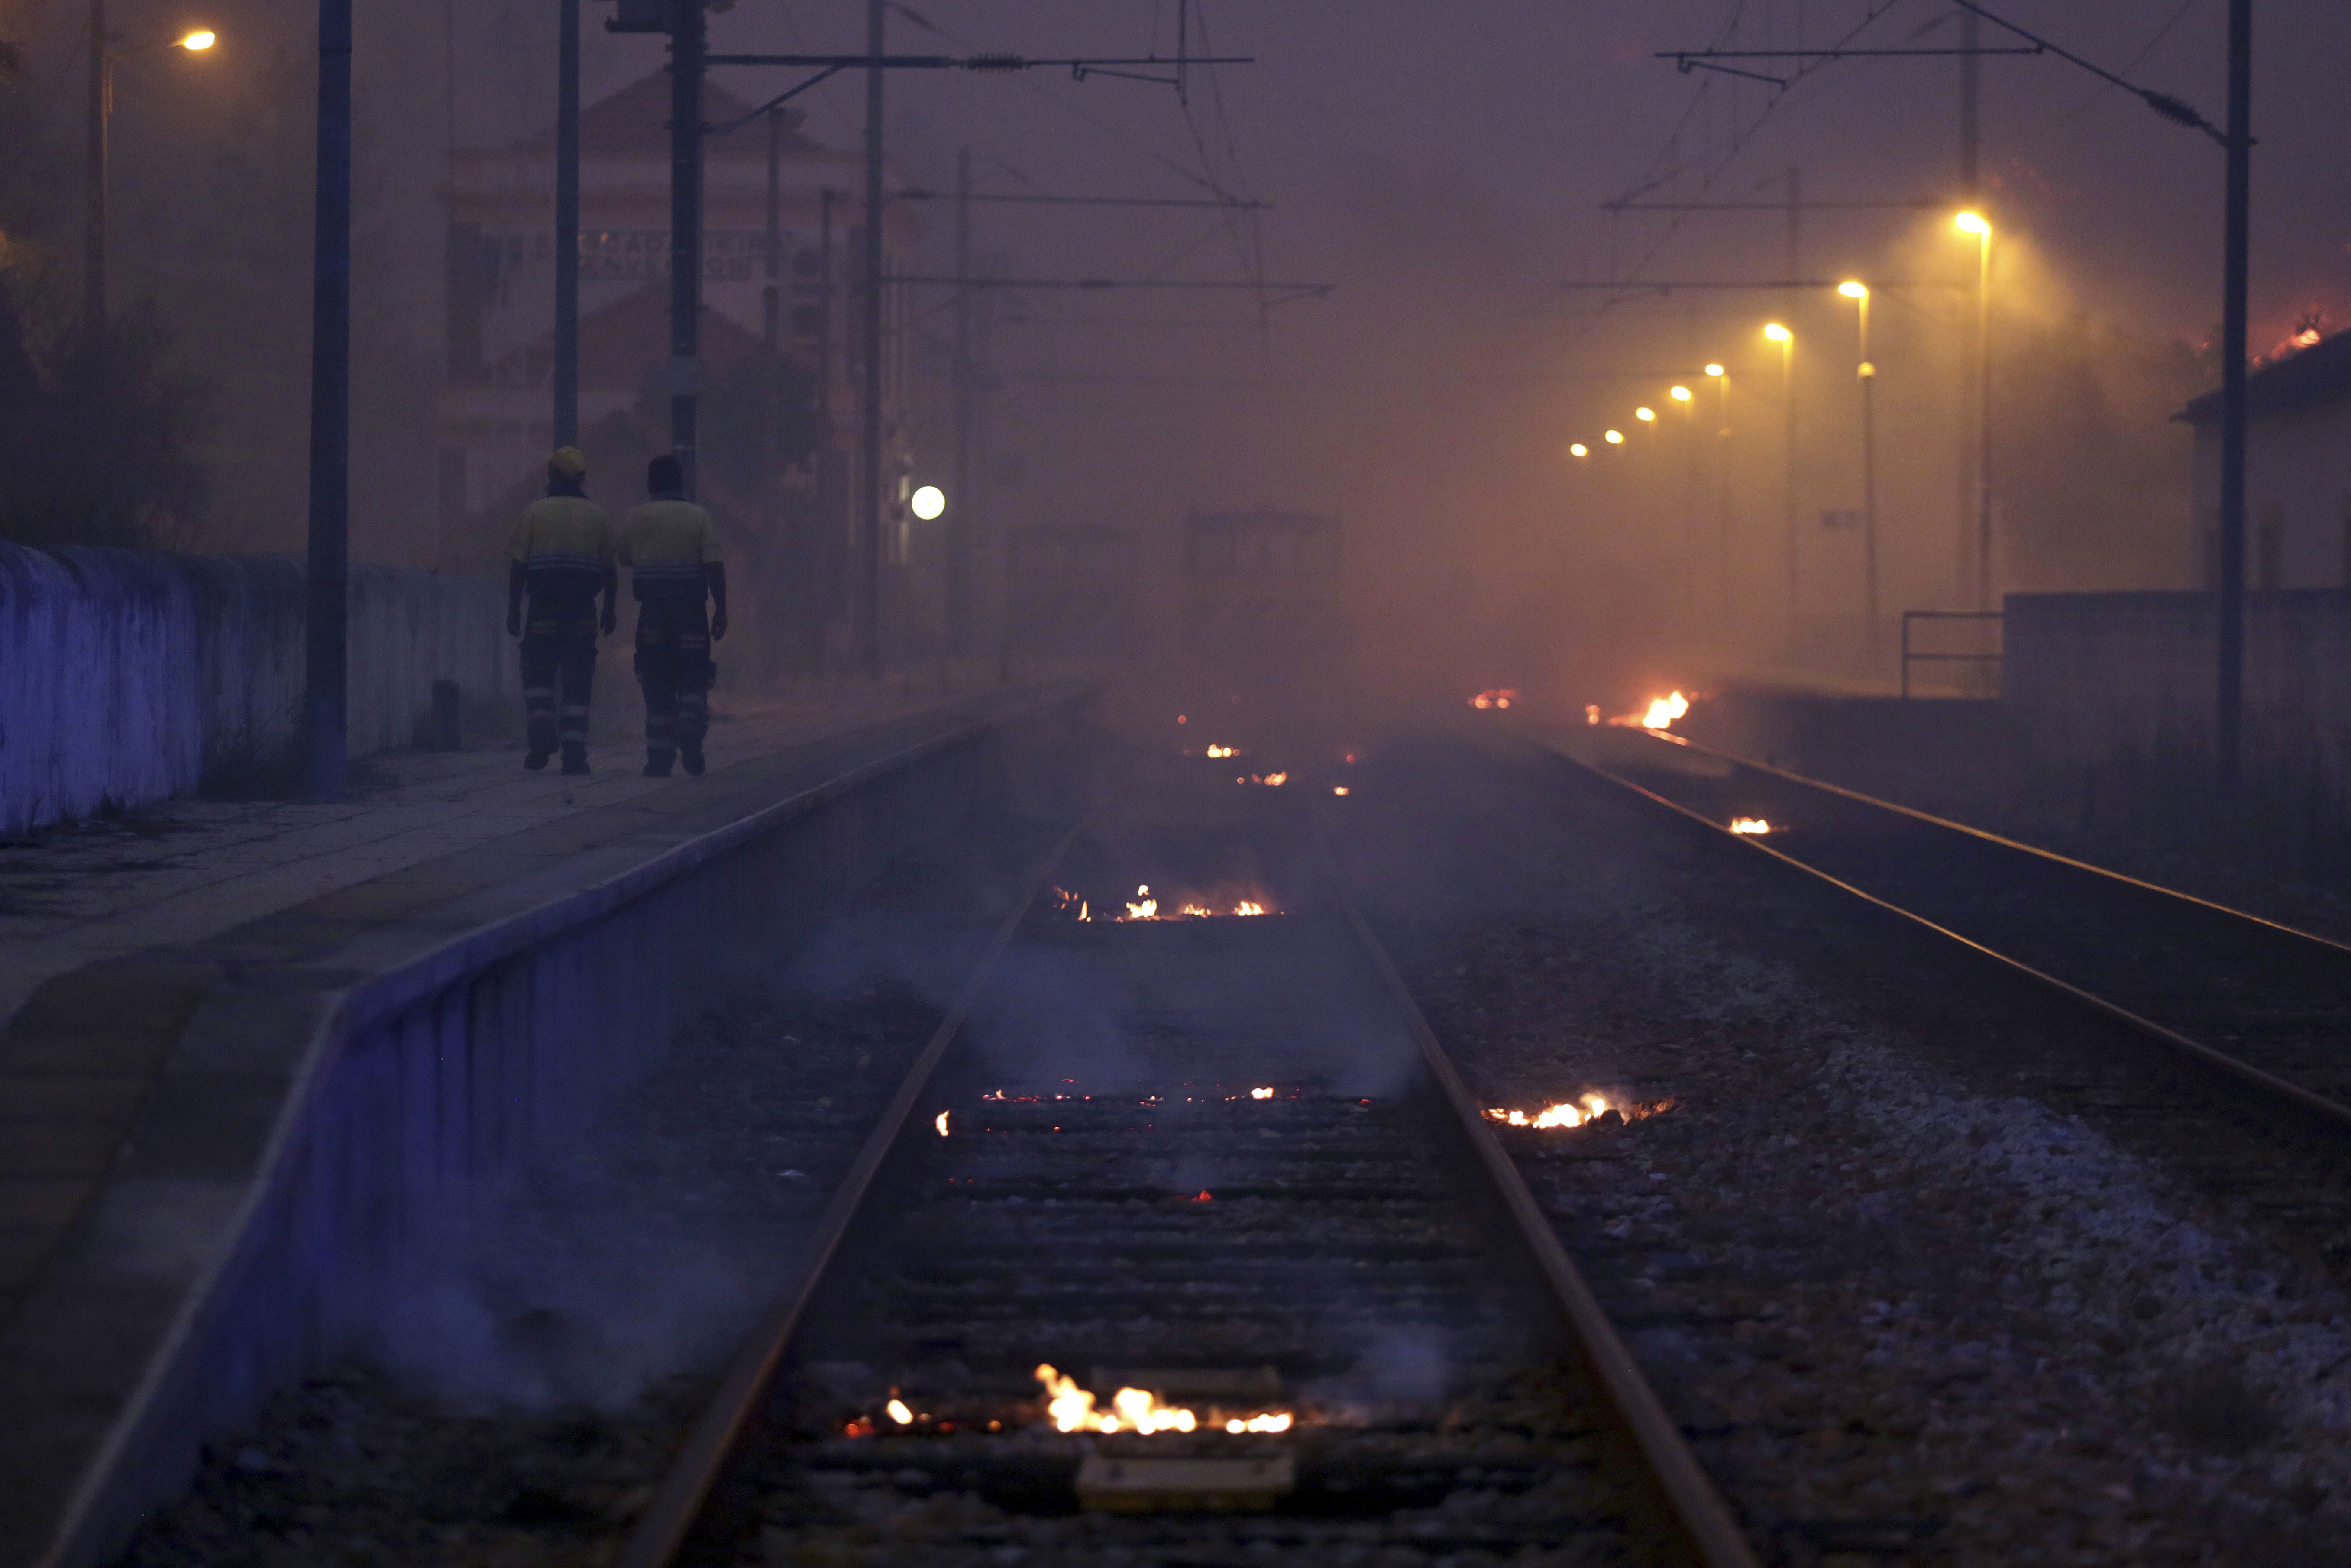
[2180,329,2351,590]
[435,72,928,675]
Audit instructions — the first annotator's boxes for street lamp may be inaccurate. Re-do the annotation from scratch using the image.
[1635,406,1656,423]
[1605,429,1625,445]
[1669,384,1693,403]
[1956,211,1994,613]
[910,483,947,521]
[1764,323,1796,631]
[1569,443,1589,459]
[85,6,220,325]
[1837,281,1879,645]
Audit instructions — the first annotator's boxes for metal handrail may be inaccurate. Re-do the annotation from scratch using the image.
[1900,609,2002,698]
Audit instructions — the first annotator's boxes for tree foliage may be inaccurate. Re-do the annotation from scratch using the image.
[0,278,213,550]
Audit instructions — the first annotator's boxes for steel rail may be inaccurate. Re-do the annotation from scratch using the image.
[616,815,1091,1568]
[1664,732,2351,958]
[1308,811,1765,1568]
[1552,740,2351,1136]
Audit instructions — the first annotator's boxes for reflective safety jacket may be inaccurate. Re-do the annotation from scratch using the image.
[508,496,615,599]
[619,498,722,601]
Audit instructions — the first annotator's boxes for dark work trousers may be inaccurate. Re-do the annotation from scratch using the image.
[633,594,715,765]
[520,587,599,757]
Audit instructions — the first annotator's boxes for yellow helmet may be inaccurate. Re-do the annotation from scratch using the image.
[549,446,588,480]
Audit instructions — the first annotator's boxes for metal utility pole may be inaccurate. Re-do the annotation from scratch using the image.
[553,0,580,448]
[304,0,353,800]
[948,146,974,655]
[763,108,783,349]
[2215,0,2251,789]
[669,0,704,497]
[1854,289,1880,642]
[857,0,886,673]
[84,0,109,325]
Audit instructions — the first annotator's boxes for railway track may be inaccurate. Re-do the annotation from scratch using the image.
[615,795,1758,1568]
[1566,728,2351,1134]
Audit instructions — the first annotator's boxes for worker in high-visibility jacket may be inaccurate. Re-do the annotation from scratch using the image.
[505,447,618,774]
[617,454,728,776]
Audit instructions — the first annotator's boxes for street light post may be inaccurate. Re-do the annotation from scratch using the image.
[1765,323,1795,633]
[304,0,352,800]
[1956,211,1994,612]
[1839,281,1879,647]
[85,0,110,325]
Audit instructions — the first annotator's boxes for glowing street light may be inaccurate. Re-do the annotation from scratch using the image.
[1635,406,1656,423]
[909,483,946,521]
[1837,279,1868,300]
[1954,209,1989,236]
[1604,429,1625,445]
[176,28,217,49]
[1704,363,1725,378]
[1569,443,1589,458]
[1669,385,1693,402]
[1763,322,1791,343]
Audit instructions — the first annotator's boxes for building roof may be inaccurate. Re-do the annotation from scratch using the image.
[2177,330,2351,424]
[523,71,828,161]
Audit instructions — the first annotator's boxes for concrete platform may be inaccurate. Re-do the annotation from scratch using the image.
[0,682,1093,1568]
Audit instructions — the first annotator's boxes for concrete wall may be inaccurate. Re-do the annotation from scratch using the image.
[0,544,512,832]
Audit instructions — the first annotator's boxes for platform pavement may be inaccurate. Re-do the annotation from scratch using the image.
[0,688,991,1036]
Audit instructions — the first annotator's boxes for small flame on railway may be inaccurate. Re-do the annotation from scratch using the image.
[1251,1086,1274,1099]
[1484,1095,1678,1130]
[1034,1365,1290,1437]
[935,1111,951,1136]
[887,1398,915,1425]
[1205,743,1240,758]
[1605,691,1691,731]
[1050,886,1093,921]
[1237,771,1287,787]
[1332,785,1350,797]
[1729,817,1772,835]
[1470,689,1517,711]
[1117,888,1277,921]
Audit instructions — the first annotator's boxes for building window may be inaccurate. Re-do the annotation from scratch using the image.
[2257,501,2284,591]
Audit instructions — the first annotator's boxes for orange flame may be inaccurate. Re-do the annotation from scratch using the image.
[1729,817,1771,835]
[1469,688,1519,711]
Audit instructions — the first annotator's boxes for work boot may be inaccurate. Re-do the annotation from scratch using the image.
[679,741,705,777]
[560,746,591,776]
[524,747,551,772]
[643,750,673,778]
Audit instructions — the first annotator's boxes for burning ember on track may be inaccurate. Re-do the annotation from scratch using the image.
[1035,1366,1293,1436]
[1115,886,1279,921]
[1236,772,1287,787]
[1484,1095,1679,1130]
[1204,744,1240,758]
[1469,689,1517,710]
[1604,691,1691,731]
[1051,887,1093,921]
[1728,817,1772,835]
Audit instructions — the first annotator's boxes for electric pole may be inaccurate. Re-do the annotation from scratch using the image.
[304,0,352,800]
[2215,0,2251,789]
[948,147,974,656]
[554,0,580,449]
[669,0,703,497]
[858,0,886,673]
